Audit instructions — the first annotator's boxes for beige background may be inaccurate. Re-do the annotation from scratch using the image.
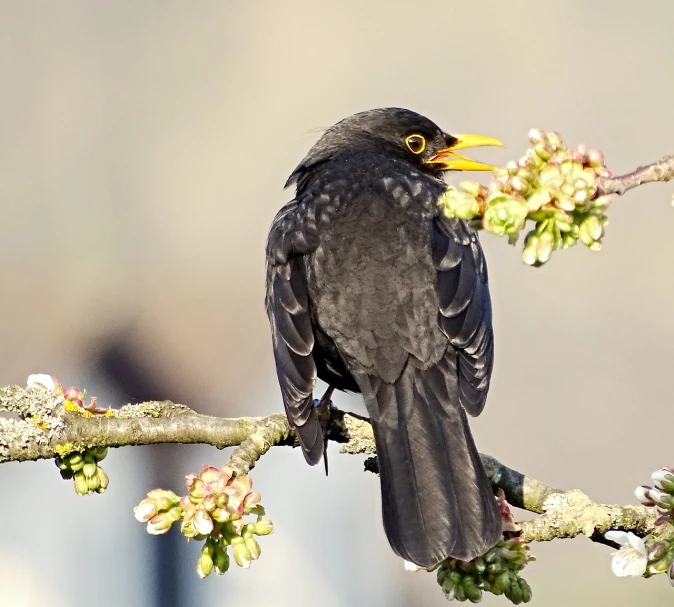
[1,1,672,605]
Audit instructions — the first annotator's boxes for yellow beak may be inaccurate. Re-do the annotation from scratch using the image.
[425,134,504,172]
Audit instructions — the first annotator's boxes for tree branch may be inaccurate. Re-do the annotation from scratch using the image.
[596,155,674,196]
[1,384,670,547]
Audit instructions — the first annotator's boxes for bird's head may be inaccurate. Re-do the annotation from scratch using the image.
[286,107,503,188]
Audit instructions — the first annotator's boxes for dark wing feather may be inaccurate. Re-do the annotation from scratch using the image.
[266,202,322,464]
[432,216,494,417]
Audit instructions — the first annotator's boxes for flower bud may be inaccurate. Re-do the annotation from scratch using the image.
[193,507,214,536]
[651,469,674,493]
[587,149,605,168]
[460,180,483,197]
[214,547,230,575]
[202,494,217,512]
[635,486,656,506]
[253,519,274,536]
[87,473,101,492]
[231,536,252,569]
[245,536,261,560]
[211,507,229,523]
[147,513,173,535]
[199,466,221,485]
[197,553,214,579]
[243,492,262,513]
[534,143,553,161]
[536,231,554,264]
[648,541,667,561]
[189,479,207,501]
[547,131,565,150]
[74,471,89,496]
[528,129,546,145]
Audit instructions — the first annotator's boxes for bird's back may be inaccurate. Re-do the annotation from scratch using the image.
[303,154,448,384]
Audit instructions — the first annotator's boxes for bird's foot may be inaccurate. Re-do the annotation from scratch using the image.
[313,386,335,475]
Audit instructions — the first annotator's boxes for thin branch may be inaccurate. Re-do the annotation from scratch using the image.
[1,385,670,547]
[596,155,674,196]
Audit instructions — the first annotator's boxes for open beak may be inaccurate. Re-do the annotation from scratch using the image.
[425,134,504,172]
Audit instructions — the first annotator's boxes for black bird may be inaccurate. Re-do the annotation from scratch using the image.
[265,108,503,567]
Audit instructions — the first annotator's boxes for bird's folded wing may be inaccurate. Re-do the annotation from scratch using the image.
[265,202,322,463]
[431,216,494,417]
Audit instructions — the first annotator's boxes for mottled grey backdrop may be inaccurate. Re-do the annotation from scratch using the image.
[1,1,672,605]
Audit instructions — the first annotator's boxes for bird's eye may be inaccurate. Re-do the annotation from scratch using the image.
[405,134,426,155]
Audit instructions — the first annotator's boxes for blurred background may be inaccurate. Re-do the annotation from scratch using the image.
[1,1,673,605]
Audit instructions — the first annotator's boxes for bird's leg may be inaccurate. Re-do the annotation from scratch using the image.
[314,386,335,475]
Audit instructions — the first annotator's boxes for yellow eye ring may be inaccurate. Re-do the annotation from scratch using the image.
[405,134,426,155]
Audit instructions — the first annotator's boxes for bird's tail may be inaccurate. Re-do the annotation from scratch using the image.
[362,363,501,567]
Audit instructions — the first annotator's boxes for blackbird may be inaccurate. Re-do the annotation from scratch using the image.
[265,108,503,567]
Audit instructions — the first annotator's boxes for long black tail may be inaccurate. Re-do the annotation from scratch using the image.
[361,363,501,567]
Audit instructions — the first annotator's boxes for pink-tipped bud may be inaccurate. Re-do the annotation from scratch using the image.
[199,465,221,485]
[587,149,605,168]
[63,386,84,405]
[528,129,546,145]
[193,507,214,536]
[243,491,262,513]
[147,513,173,535]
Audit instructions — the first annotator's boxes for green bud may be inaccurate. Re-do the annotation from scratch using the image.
[231,536,252,569]
[181,515,197,538]
[189,479,207,501]
[89,447,108,461]
[87,472,101,492]
[253,519,274,536]
[74,471,89,496]
[510,176,529,194]
[509,579,523,604]
[82,462,98,479]
[453,580,466,602]
[547,131,565,150]
[441,189,481,221]
[560,182,575,197]
[554,192,575,212]
[68,453,83,467]
[214,547,230,575]
[460,180,483,197]
[245,536,261,560]
[593,195,612,207]
[494,571,511,594]
[533,143,553,161]
[96,468,109,492]
[520,579,533,603]
[462,576,482,603]
[210,507,228,523]
[167,505,183,522]
[196,553,214,579]
[535,231,554,264]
